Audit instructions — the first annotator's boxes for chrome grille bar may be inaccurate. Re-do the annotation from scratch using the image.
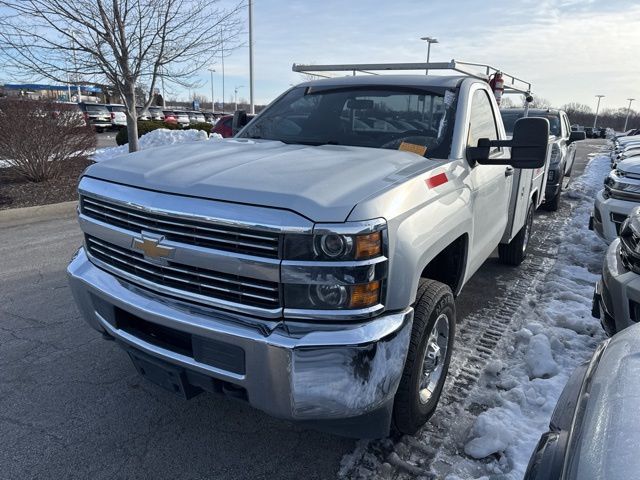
[81,195,280,258]
[85,235,281,309]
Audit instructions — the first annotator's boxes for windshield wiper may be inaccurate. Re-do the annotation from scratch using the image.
[280,139,341,146]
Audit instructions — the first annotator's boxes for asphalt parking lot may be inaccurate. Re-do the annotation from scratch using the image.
[0,140,600,480]
[96,131,118,149]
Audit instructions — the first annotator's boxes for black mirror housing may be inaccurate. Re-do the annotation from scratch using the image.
[470,117,550,169]
[569,130,587,143]
[232,110,248,136]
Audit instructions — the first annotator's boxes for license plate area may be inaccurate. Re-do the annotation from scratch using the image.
[127,348,202,399]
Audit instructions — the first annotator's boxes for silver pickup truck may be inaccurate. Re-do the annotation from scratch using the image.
[68,63,548,438]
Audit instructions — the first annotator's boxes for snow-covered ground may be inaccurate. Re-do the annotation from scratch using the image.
[451,151,609,478]
[91,128,222,162]
[341,148,611,479]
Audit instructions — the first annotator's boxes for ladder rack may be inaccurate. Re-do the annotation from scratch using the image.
[292,59,532,96]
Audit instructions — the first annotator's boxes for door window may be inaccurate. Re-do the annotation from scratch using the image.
[467,89,498,148]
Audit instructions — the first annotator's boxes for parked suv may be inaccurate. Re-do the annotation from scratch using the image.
[590,158,640,242]
[212,114,255,137]
[79,103,111,132]
[148,106,165,121]
[593,207,640,334]
[68,69,549,438]
[501,108,583,210]
[106,104,127,129]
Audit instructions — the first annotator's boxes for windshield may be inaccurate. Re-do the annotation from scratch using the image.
[85,104,109,113]
[501,110,561,136]
[110,105,126,113]
[238,85,458,158]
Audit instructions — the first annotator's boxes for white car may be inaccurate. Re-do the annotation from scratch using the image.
[591,157,640,242]
[106,104,127,129]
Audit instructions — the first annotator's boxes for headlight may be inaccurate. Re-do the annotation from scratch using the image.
[282,219,387,318]
[604,172,640,199]
[284,230,383,261]
[549,144,560,164]
[284,281,381,310]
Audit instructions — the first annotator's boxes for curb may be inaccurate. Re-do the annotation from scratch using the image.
[0,200,77,227]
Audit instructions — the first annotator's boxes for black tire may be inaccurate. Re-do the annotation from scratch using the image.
[392,279,456,435]
[564,160,574,177]
[544,189,560,212]
[498,200,534,265]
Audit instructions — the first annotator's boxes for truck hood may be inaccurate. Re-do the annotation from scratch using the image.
[617,158,640,176]
[85,139,437,222]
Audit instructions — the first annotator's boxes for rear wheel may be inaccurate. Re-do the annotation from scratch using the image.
[392,279,456,435]
[498,200,534,266]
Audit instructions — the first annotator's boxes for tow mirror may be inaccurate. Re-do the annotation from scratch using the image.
[469,117,550,169]
[232,109,248,136]
[569,130,586,143]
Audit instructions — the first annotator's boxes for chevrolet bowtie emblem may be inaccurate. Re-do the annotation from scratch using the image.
[131,233,175,260]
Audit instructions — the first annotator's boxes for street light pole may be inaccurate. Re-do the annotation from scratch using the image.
[208,68,216,112]
[420,36,439,75]
[160,66,166,108]
[66,29,82,102]
[248,0,255,114]
[220,31,225,113]
[593,94,605,128]
[234,85,244,110]
[624,98,636,132]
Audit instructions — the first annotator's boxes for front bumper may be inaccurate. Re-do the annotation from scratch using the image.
[593,239,640,334]
[67,248,413,437]
[591,189,637,243]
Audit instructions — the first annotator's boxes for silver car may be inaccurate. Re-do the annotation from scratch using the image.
[148,106,165,121]
[187,111,206,124]
[525,323,640,479]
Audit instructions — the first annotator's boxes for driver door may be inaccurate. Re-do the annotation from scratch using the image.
[466,88,512,273]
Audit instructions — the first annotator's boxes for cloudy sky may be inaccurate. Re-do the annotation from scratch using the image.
[192,0,640,111]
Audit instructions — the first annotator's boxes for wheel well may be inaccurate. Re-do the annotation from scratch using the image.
[531,189,538,206]
[420,234,468,296]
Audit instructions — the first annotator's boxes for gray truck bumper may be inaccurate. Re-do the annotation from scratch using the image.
[67,248,413,438]
[594,239,640,334]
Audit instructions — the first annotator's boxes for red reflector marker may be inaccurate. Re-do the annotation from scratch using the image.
[426,173,448,189]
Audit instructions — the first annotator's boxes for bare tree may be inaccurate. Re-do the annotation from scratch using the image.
[0,0,243,152]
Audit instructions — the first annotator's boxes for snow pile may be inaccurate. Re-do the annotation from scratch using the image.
[458,151,610,478]
[92,128,221,162]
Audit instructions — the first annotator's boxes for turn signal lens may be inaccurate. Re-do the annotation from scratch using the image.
[349,281,380,309]
[355,232,382,259]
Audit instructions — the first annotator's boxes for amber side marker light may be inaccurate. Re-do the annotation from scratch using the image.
[349,281,381,309]
[355,232,382,259]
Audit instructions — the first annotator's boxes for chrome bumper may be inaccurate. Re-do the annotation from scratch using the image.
[67,248,413,437]
[598,239,640,334]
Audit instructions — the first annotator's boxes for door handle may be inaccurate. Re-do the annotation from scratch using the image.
[505,166,514,177]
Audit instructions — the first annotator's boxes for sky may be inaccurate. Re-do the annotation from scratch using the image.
[190,0,640,112]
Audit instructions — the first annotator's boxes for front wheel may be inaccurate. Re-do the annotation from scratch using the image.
[392,279,456,435]
[544,188,561,212]
[498,200,534,266]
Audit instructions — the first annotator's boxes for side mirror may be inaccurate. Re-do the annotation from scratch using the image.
[569,131,586,143]
[232,109,248,136]
[469,117,550,169]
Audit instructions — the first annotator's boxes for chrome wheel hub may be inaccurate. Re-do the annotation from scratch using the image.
[419,313,450,404]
